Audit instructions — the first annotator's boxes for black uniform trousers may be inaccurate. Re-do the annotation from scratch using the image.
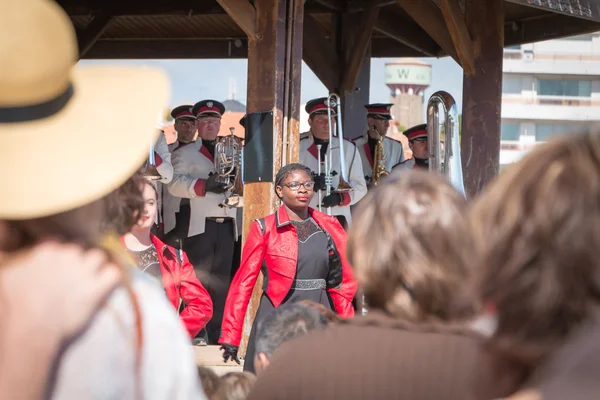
[183,218,235,345]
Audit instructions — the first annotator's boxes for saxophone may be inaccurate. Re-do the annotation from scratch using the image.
[371,125,389,186]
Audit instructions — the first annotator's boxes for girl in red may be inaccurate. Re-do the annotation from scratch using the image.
[123,180,213,338]
[219,163,358,372]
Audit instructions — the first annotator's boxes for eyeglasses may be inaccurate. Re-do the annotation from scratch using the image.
[282,181,315,190]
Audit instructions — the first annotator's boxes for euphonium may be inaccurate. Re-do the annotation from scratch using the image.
[426,91,465,196]
[371,125,389,186]
[216,127,244,208]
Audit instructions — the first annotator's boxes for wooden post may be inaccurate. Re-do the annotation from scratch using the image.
[460,0,504,197]
[239,0,304,357]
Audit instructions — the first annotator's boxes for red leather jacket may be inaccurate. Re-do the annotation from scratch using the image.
[124,235,213,337]
[219,206,357,346]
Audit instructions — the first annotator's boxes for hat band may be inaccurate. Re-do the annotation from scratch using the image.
[0,84,74,124]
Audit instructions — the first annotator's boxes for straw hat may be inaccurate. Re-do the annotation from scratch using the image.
[0,0,170,219]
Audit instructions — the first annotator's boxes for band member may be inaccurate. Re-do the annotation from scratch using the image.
[219,163,357,373]
[168,99,237,344]
[153,129,173,233]
[394,123,429,170]
[162,104,197,243]
[353,103,405,186]
[124,180,213,338]
[299,97,367,229]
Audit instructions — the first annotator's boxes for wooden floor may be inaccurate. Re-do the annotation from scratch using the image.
[193,345,244,375]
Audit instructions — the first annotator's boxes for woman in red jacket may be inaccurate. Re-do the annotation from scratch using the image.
[123,180,213,338]
[219,163,358,372]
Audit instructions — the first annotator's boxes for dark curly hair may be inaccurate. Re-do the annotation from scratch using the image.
[274,163,313,199]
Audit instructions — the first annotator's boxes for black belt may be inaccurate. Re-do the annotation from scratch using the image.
[206,217,233,223]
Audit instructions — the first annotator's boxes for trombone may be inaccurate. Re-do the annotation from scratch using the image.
[318,93,353,215]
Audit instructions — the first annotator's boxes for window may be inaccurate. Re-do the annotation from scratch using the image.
[503,76,522,95]
[538,79,592,97]
[535,124,586,141]
[501,123,520,141]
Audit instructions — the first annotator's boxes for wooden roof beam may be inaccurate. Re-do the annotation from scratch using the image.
[341,4,379,92]
[505,13,600,46]
[373,11,440,57]
[440,0,475,75]
[77,13,113,59]
[217,0,257,38]
[395,0,459,63]
[303,15,340,92]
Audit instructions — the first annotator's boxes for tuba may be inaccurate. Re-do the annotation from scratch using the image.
[317,94,353,215]
[371,125,389,186]
[215,127,244,208]
[426,91,465,196]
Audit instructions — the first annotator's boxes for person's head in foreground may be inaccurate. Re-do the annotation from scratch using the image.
[254,303,328,375]
[469,131,600,391]
[197,366,220,400]
[216,372,257,400]
[348,169,476,323]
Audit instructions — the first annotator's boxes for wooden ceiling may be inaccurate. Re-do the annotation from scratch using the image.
[57,0,600,60]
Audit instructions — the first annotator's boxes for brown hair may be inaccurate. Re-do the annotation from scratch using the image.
[197,366,220,400]
[348,169,476,323]
[469,131,600,379]
[297,300,341,323]
[216,372,256,400]
[0,171,146,394]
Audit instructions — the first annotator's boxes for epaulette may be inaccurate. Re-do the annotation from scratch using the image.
[300,132,310,140]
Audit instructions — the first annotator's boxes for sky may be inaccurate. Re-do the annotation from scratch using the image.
[79,56,464,113]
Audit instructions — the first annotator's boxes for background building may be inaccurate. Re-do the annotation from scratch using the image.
[500,32,600,165]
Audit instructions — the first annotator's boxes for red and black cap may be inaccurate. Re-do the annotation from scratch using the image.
[170,104,195,121]
[365,103,393,120]
[403,123,427,141]
[192,99,225,118]
[305,97,336,117]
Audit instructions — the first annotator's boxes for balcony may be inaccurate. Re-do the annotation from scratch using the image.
[503,50,600,76]
[502,95,600,121]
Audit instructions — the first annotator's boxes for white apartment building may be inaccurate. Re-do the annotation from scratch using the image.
[500,33,600,165]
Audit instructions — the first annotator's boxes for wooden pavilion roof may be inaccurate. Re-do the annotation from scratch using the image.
[59,0,600,61]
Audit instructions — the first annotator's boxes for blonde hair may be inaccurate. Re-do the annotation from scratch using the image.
[348,170,476,323]
[470,131,600,375]
[215,372,256,400]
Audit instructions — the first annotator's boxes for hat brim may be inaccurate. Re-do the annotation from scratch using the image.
[0,65,170,219]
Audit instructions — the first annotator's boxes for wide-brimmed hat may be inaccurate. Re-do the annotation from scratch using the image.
[0,0,170,219]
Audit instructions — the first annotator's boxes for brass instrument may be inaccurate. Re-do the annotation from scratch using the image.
[143,140,162,180]
[371,125,389,186]
[216,127,244,208]
[319,93,353,215]
[426,91,465,196]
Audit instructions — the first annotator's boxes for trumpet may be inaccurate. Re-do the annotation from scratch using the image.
[426,91,465,196]
[216,127,244,208]
[318,93,353,215]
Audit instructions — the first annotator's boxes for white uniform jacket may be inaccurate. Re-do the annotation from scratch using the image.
[392,157,418,171]
[166,140,236,237]
[299,132,367,226]
[353,134,405,185]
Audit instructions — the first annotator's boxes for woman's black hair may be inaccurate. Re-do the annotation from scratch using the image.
[274,163,313,198]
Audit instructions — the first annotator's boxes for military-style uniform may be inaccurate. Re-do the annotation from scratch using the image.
[353,103,405,186]
[393,123,429,171]
[153,130,173,229]
[167,100,236,344]
[299,98,367,228]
